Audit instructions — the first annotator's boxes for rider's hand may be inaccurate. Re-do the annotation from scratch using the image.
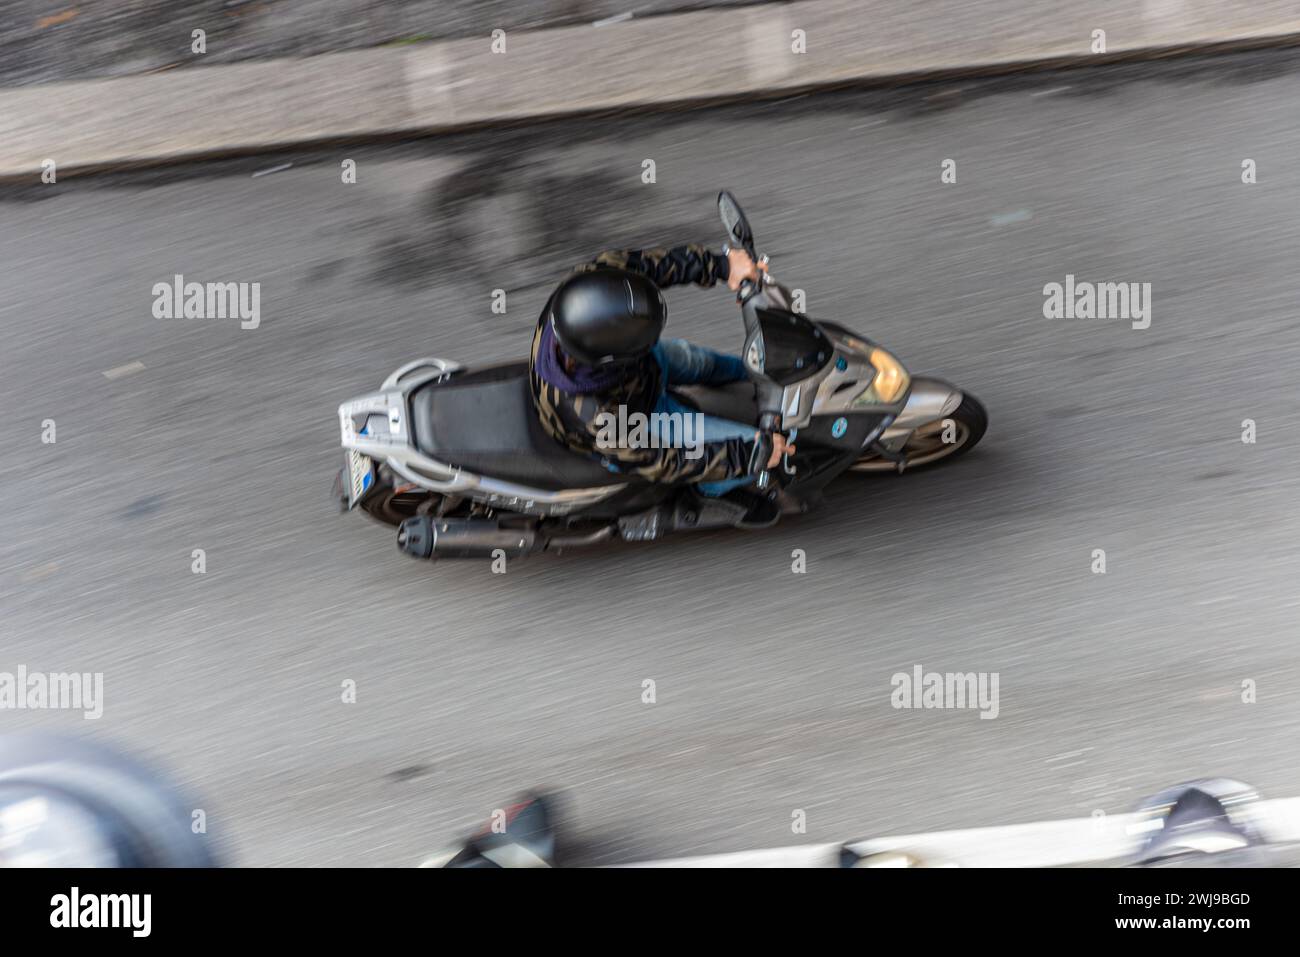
[761,432,795,469]
[726,248,767,291]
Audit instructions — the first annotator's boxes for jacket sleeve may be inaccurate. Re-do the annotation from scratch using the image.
[596,421,756,485]
[584,245,730,289]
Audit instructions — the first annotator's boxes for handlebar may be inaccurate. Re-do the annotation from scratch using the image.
[722,244,768,305]
[722,239,791,489]
[749,431,774,485]
[730,253,789,489]
[749,410,788,490]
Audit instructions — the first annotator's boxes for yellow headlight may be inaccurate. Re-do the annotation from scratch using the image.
[868,348,909,403]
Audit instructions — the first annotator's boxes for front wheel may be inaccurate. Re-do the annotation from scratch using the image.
[851,394,987,473]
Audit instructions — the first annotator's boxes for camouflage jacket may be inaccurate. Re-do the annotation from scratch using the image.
[529,245,754,485]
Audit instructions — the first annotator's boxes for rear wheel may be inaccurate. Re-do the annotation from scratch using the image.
[851,394,987,473]
[359,469,444,526]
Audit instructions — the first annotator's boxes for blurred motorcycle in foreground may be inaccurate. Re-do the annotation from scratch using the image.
[425,779,1300,868]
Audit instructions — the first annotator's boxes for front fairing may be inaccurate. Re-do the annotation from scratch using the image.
[739,281,911,432]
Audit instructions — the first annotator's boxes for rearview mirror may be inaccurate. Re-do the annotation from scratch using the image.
[718,190,755,256]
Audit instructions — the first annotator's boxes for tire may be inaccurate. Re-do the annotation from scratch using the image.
[359,468,444,526]
[851,393,987,474]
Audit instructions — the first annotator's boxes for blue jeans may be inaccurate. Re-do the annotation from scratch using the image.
[649,339,755,496]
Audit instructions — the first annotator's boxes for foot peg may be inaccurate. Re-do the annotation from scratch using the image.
[618,505,672,542]
[679,487,780,530]
[674,490,751,531]
[721,489,781,529]
[616,489,761,541]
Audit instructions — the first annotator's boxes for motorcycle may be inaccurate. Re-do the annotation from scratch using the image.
[336,191,987,560]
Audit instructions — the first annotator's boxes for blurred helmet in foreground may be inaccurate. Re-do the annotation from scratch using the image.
[0,733,216,868]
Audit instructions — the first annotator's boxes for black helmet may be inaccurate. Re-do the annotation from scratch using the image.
[549,267,666,366]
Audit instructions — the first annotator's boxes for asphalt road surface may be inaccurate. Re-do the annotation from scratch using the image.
[3,53,1300,866]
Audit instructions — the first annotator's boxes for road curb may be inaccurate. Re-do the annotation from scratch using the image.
[5,0,1300,180]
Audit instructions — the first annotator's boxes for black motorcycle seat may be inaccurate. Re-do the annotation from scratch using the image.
[409,362,627,490]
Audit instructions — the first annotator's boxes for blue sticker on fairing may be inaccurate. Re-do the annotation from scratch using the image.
[835,356,848,371]
[831,417,848,438]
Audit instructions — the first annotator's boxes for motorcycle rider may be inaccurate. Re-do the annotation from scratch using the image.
[529,244,793,504]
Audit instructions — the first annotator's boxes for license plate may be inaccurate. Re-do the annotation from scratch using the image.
[344,450,374,507]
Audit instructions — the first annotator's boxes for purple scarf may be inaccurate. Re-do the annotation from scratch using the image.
[535,319,649,395]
